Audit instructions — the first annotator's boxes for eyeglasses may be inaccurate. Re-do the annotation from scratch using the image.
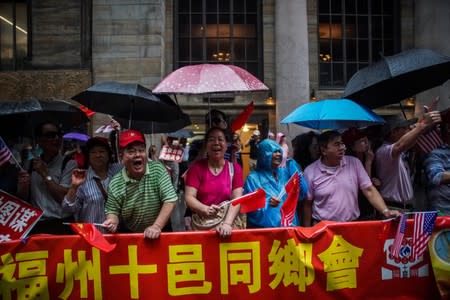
[41,131,61,139]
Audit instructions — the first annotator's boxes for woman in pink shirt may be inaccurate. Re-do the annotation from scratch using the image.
[185,127,244,237]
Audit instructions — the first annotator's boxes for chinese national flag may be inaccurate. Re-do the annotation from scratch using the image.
[70,223,116,252]
[231,101,254,132]
[231,188,266,213]
[281,172,300,227]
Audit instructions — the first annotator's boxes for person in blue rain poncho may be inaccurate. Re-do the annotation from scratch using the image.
[243,139,308,228]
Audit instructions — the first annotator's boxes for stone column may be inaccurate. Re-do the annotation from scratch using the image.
[414,0,450,112]
[274,0,310,141]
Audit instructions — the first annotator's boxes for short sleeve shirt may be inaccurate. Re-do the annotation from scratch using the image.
[304,156,372,222]
[105,161,177,232]
[185,158,243,206]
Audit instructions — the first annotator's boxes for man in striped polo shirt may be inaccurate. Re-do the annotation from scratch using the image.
[103,130,177,239]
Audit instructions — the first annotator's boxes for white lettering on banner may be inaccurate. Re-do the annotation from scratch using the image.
[0,200,20,225]
[10,208,37,232]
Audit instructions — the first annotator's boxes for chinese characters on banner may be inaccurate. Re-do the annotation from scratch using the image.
[0,189,42,242]
[0,218,448,300]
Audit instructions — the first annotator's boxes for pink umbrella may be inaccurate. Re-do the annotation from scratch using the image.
[153,64,269,94]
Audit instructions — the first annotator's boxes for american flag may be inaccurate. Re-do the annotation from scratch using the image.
[411,211,437,260]
[416,97,444,153]
[391,214,407,258]
[0,136,12,167]
[416,129,443,153]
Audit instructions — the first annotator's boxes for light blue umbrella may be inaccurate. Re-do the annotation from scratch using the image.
[281,98,385,130]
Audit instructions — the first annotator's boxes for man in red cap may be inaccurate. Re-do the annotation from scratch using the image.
[103,129,177,239]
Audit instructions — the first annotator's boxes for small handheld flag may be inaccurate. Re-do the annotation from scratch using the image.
[411,211,437,260]
[231,101,254,132]
[391,214,407,258]
[280,172,300,227]
[69,223,116,252]
[230,188,266,213]
[0,136,12,167]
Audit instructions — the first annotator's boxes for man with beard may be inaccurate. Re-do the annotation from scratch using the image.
[17,121,77,234]
[303,130,400,226]
[103,130,177,239]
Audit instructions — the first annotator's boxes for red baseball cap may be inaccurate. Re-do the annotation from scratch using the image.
[119,130,145,148]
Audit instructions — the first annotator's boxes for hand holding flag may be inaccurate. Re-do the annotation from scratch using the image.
[225,188,266,213]
[69,223,116,252]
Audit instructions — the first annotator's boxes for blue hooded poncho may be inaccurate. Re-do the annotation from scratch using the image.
[243,139,308,228]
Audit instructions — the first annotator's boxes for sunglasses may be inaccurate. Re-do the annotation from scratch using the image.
[41,131,62,138]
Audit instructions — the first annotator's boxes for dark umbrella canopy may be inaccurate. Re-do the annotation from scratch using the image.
[115,112,191,134]
[167,129,194,139]
[72,81,185,122]
[343,49,450,108]
[0,98,89,137]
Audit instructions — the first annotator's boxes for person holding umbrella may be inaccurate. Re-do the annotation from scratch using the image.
[103,129,177,239]
[17,121,78,235]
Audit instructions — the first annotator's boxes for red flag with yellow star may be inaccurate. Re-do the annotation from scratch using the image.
[280,172,300,227]
[70,223,116,252]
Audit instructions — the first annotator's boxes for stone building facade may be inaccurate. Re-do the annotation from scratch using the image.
[0,0,449,141]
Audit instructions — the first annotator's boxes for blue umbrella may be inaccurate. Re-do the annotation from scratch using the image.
[280,99,385,130]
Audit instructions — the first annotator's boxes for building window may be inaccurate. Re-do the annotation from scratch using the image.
[175,0,263,78]
[0,0,29,71]
[318,0,399,88]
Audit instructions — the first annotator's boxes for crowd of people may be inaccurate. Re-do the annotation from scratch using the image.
[2,105,449,239]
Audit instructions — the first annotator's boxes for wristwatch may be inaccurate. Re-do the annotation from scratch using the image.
[45,175,52,182]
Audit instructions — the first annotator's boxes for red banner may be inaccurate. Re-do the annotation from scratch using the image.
[1,217,448,299]
[0,190,42,242]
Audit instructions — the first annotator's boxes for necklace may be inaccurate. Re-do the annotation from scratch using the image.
[209,163,223,175]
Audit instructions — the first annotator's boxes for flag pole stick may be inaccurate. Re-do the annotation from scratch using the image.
[381,210,439,222]
[0,136,25,172]
[63,222,107,228]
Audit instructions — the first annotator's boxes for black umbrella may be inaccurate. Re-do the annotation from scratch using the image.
[115,112,191,134]
[72,81,185,122]
[167,129,194,139]
[343,49,450,108]
[0,98,89,137]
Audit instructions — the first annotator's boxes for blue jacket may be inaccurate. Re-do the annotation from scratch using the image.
[243,139,308,228]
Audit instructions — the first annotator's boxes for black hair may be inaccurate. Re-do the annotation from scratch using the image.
[35,121,62,137]
[203,127,229,143]
[83,137,112,168]
[205,109,227,125]
[318,130,341,150]
[292,131,319,170]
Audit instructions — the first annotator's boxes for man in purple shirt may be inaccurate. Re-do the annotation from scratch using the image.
[303,131,399,226]
[375,111,441,210]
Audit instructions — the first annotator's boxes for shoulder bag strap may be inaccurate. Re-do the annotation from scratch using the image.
[228,161,234,196]
[93,177,108,202]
